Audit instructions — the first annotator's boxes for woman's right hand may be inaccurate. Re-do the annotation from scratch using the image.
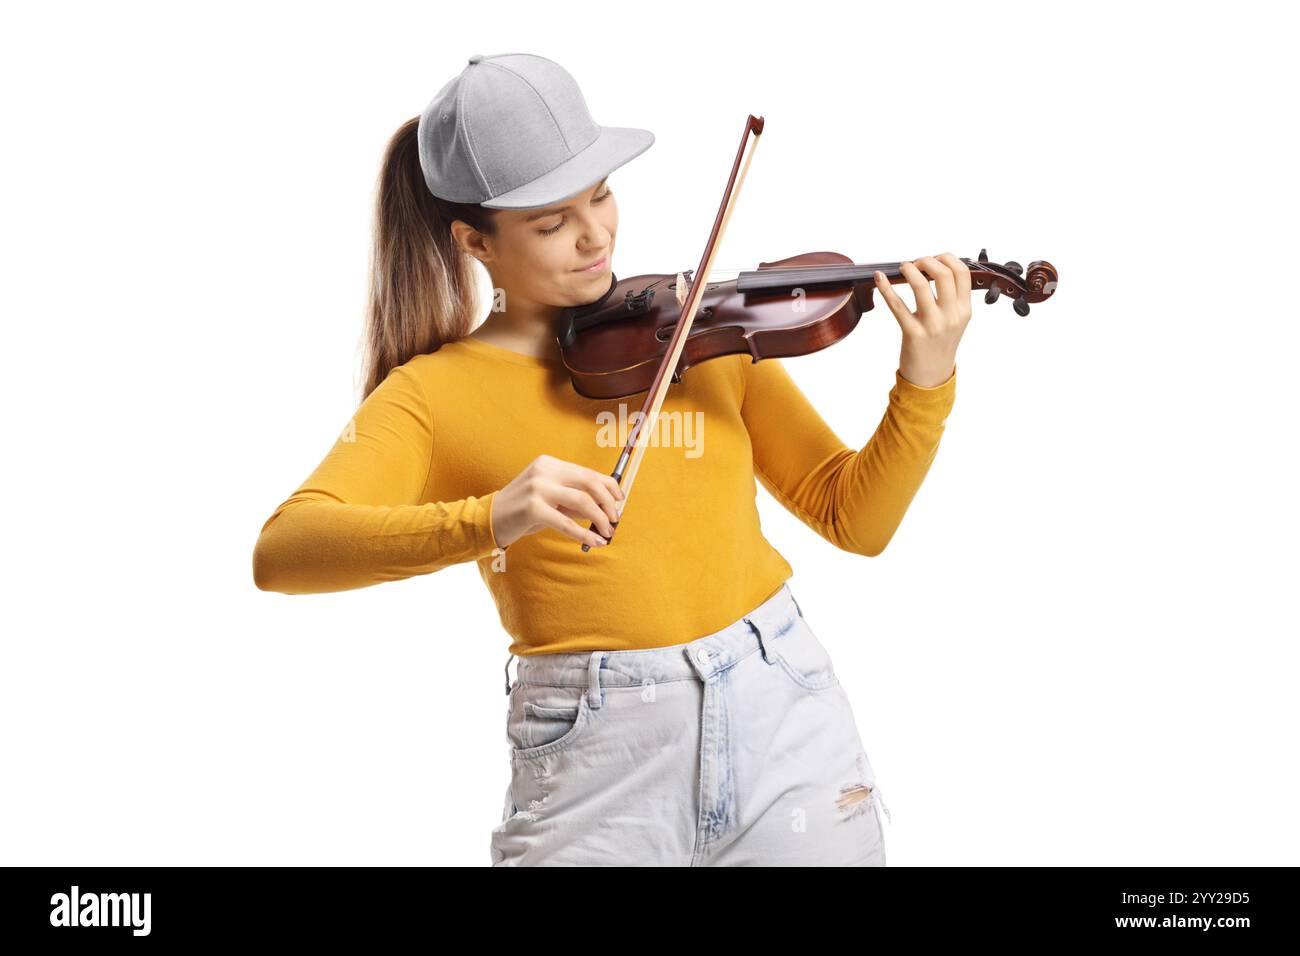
[490,454,626,549]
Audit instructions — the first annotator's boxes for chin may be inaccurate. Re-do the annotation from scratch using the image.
[566,270,608,294]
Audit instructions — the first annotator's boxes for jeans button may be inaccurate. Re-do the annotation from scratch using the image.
[696,648,712,665]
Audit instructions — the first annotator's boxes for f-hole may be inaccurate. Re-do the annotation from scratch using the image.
[654,308,714,343]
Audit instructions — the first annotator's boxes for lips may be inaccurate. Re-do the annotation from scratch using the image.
[575,256,607,273]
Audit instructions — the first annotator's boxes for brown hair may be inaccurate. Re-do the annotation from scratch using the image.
[359,116,499,400]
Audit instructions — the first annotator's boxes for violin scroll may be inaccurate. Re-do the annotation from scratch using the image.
[971,247,1058,317]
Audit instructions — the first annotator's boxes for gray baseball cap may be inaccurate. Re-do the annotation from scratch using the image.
[417,52,655,210]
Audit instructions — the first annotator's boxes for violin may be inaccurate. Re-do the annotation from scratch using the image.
[557,249,1058,401]
[566,114,1058,551]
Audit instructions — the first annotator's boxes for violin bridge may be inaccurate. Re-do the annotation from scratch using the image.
[675,271,688,308]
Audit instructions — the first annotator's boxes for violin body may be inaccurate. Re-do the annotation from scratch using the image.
[557,249,1058,400]
[559,252,869,399]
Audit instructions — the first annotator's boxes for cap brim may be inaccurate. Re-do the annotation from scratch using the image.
[481,126,655,210]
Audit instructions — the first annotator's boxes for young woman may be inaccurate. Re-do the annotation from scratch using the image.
[252,52,970,866]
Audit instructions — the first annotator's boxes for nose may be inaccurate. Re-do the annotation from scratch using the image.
[573,206,613,248]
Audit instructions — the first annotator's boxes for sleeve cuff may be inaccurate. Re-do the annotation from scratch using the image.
[892,364,956,418]
[895,365,955,398]
[473,490,503,555]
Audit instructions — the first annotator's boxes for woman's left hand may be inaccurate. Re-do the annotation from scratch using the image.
[873,252,971,388]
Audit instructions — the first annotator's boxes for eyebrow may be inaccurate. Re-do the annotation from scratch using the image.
[524,178,609,221]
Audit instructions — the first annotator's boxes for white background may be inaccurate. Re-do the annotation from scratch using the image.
[3,0,1296,866]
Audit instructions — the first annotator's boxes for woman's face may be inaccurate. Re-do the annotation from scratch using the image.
[469,177,618,309]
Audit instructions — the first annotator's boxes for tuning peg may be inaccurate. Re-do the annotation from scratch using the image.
[1005,261,1023,276]
[1013,295,1030,317]
[984,285,1001,305]
[978,248,989,263]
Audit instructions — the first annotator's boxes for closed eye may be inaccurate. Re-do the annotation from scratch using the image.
[538,189,613,236]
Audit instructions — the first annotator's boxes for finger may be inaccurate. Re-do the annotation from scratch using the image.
[899,260,939,322]
[543,506,609,548]
[565,469,623,525]
[937,251,971,304]
[540,494,605,546]
[873,268,924,336]
[551,458,625,506]
[550,484,615,537]
[918,255,956,318]
[555,503,614,538]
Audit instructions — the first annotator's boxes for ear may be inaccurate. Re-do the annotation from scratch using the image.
[450,219,493,263]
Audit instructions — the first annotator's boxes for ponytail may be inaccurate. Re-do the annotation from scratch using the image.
[359,116,498,401]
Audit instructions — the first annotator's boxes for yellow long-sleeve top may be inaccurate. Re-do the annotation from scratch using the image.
[252,335,956,656]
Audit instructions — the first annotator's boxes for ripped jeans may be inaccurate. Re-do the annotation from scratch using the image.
[489,580,890,866]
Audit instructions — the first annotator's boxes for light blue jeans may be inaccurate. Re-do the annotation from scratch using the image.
[490,580,890,866]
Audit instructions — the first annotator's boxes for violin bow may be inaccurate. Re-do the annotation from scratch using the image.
[581,113,766,552]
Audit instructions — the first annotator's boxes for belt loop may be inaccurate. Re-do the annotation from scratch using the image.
[503,653,515,695]
[586,651,606,710]
[748,617,778,666]
[787,585,805,620]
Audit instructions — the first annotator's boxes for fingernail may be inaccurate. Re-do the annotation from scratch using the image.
[874,271,884,283]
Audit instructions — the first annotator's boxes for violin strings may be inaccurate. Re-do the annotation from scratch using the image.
[741,263,903,279]
[734,265,901,288]
[735,261,989,285]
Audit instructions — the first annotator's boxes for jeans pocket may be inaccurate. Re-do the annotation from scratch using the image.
[772,615,840,691]
[506,685,592,760]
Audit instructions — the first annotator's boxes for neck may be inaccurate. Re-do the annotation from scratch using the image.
[471,284,567,360]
